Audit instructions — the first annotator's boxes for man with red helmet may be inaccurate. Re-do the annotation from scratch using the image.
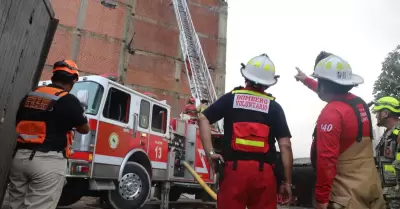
[183,97,197,123]
[8,60,89,209]
[199,54,293,209]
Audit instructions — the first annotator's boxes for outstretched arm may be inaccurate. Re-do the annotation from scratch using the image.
[294,67,318,93]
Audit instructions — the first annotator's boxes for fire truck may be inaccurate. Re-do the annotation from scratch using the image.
[39,75,221,209]
[39,0,224,208]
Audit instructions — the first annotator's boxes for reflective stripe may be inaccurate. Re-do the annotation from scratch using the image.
[235,138,264,147]
[27,92,62,101]
[19,134,39,139]
[393,129,399,135]
[384,164,396,174]
[232,90,274,100]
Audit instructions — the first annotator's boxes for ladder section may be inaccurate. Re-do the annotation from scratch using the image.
[172,0,217,105]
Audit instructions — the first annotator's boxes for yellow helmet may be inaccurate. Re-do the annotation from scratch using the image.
[372,96,400,113]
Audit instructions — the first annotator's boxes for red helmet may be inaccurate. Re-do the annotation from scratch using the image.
[189,97,195,103]
[52,60,79,82]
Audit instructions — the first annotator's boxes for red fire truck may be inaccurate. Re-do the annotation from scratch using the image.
[39,75,221,209]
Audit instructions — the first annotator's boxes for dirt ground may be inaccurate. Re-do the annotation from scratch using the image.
[2,192,311,209]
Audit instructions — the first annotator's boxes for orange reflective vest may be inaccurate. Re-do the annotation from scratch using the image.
[16,86,71,152]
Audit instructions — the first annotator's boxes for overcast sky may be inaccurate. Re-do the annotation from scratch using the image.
[225,0,400,157]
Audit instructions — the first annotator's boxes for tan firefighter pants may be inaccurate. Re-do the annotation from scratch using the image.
[8,149,67,209]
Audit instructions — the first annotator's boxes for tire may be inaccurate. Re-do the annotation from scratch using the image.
[57,179,86,206]
[106,162,151,209]
[310,185,316,208]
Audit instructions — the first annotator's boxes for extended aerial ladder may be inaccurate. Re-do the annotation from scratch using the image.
[172,0,224,133]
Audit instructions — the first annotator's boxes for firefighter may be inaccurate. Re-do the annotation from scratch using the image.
[294,51,385,209]
[9,60,89,209]
[183,97,197,123]
[198,54,293,209]
[372,96,400,209]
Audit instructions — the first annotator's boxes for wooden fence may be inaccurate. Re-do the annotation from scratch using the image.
[0,0,58,205]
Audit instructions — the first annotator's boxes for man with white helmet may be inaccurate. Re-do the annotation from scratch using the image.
[198,53,293,209]
[295,51,385,209]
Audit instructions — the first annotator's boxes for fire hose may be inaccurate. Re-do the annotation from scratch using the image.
[181,161,217,201]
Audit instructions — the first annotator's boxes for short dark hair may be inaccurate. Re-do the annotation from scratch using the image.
[245,79,269,90]
[318,78,353,94]
[51,71,75,85]
[314,51,333,70]
[380,108,400,118]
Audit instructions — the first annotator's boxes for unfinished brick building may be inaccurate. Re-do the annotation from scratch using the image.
[42,0,228,116]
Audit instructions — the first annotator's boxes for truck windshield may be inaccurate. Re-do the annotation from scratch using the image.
[70,81,104,115]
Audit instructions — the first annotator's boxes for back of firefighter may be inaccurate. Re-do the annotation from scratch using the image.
[198,54,293,209]
[372,96,400,209]
[295,51,385,209]
[9,60,89,209]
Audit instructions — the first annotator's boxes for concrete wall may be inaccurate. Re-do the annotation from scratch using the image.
[42,0,228,116]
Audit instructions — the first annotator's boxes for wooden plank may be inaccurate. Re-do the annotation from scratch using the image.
[0,0,12,38]
[0,0,58,205]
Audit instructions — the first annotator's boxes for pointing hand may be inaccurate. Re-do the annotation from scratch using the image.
[294,67,307,82]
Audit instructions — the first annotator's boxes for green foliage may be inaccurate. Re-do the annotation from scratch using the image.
[373,45,400,100]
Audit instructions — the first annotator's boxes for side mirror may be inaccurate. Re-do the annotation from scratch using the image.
[132,113,138,138]
[77,90,89,109]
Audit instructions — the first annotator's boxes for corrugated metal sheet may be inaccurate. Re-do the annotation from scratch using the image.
[0,0,58,204]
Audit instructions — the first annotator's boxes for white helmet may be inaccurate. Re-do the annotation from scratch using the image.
[240,54,279,86]
[312,54,364,86]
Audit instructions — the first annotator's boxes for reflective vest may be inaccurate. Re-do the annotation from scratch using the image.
[377,123,400,187]
[311,96,373,169]
[16,86,68,150]
[225,88,276,169]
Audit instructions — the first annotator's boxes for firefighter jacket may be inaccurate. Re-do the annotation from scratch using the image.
[377,122,400,187]
[222,87,279,169]
[304,77,384,208]
[16,85,70,153]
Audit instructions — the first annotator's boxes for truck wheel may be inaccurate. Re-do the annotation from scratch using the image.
[107,162,151,209]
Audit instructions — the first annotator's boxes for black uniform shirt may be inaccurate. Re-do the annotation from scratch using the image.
[202,88,291,160]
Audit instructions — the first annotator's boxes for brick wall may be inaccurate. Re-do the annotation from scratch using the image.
[43,0,225,117]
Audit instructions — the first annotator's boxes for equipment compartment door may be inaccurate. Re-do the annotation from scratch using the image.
[148,103,169,170]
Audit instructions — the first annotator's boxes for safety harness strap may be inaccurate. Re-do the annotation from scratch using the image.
[333,96,373,141]
[311,96,372,169]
